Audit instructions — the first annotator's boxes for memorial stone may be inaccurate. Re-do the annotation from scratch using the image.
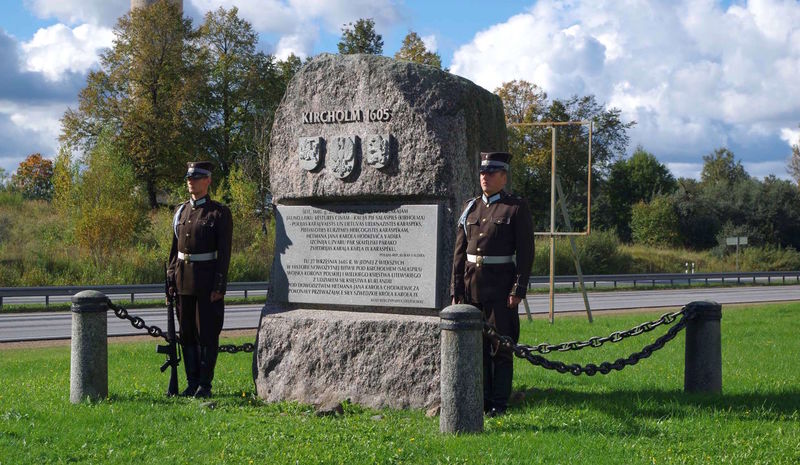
[254,53,506,409]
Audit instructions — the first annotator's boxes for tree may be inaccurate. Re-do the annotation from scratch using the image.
[52,146,77,208]
[12,153,54,200]
[61,0,199,208]
[196,7,275,179]
[604,147,677,240]
[700,147,748,186]
[631,195,681,247]
[787,139,800,187]
[337,18,383,55]
[73,130,149,261]
[494,80,635,232]
[394,31,442,69]
[0,167,8,190]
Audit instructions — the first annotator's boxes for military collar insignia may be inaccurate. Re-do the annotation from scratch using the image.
[190,196,208,208]
[482,192,501,205]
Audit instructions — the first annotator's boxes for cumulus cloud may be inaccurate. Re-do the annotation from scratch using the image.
[0,30,87,172]
[450,0,800,175]
[25,0,128,26]
[190,0,403,56]
[421,34,437,53]
[21,23,114,81]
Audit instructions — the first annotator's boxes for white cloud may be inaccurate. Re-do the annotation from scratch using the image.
[21,23,114,81]
[421,34,437,53]
[780,127,800,147]
[667,162,703,180]
[189,0,402,55]
[25,0,128,26]
[450,0,800,176]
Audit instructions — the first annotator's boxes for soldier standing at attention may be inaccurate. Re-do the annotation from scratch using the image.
[167,161,233,398]
[451,152,534,416]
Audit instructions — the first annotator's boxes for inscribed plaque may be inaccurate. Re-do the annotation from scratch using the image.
[273,204,440,308]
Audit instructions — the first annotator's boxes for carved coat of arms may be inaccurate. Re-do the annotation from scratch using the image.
[365,134,391,169]
[298,137,322,171]
[329,136,357,179]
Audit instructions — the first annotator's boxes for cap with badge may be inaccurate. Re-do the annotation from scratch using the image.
[185,161,214,179]
[479,152,511,173]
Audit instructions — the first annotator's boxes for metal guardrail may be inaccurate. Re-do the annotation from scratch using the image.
[0,281,269,310]
[527,271,800,288]
[2,271,799,310]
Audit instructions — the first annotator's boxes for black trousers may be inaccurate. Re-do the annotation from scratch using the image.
[476,298,520,410]
[177,294,224,347]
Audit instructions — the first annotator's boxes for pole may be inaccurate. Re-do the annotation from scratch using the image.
[548,126,557,324]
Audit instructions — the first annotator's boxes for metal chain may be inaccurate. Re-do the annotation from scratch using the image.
[513,308,685,354]
[106,299,167,341]
[484,305,694,376]
[219,343,255,353]
[106,299,255,354]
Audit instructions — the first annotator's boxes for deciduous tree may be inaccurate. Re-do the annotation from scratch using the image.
[60,0,199,208]
[12,153,54,200]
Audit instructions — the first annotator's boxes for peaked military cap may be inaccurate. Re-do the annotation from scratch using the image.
[479,152,511,173]
[185,161,214,179]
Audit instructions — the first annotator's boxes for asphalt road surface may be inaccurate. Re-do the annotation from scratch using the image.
[1,286,798,342]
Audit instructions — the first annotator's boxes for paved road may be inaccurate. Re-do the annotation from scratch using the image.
[0,304,263,342]
[1,286,798,342]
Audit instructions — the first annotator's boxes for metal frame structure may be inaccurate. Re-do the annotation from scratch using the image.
[508,121,594,323]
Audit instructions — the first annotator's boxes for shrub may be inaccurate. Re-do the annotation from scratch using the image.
[631,195,681,247]
[532,229,631,275]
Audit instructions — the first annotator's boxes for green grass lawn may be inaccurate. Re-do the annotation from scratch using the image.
[1,303,798,464]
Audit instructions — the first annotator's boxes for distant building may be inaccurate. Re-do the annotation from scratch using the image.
[130,0,183,13]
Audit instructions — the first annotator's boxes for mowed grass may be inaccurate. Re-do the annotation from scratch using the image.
[1,303,798,465]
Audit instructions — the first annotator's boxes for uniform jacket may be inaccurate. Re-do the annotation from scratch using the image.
[451,190,534,303]
[167,195,233,296]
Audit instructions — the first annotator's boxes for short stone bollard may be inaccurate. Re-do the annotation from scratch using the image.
[70,290,109,403]
[439,304,483,434]
[684,300,722,394]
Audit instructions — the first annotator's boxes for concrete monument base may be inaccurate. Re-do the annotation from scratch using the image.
[252,307,440,410]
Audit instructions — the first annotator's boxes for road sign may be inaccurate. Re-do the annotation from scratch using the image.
[726,236,748,246]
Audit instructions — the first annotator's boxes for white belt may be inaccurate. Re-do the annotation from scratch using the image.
[178,251,218,262]
[467,254,514,265]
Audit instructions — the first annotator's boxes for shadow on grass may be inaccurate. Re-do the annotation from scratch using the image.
[499,385,800,435]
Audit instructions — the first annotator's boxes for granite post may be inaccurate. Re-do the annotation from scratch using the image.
[439,304,483,433]
[70,290,108,403]
[684,301,722,394]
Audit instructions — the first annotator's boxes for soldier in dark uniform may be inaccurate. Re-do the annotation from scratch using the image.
[451,151,534,416]
[167,161,233,398]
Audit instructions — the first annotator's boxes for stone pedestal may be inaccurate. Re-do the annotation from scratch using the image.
[70,290,108,403]
[439,305,483,433]
[684,301,722,394]
[253,308,439,409]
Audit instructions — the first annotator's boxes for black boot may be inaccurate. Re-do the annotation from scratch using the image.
[194,345,218,398]
[490,353,514,415]
[180,345,200,397]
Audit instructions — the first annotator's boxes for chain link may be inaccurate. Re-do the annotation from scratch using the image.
[106,299,255,354]
[219,343,255,353]
[484,305,694,376]
[107,299,167,341]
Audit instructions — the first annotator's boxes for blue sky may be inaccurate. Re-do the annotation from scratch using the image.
[1,0,799,181]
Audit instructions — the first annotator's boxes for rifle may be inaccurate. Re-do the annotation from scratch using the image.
[157,264,181,396]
